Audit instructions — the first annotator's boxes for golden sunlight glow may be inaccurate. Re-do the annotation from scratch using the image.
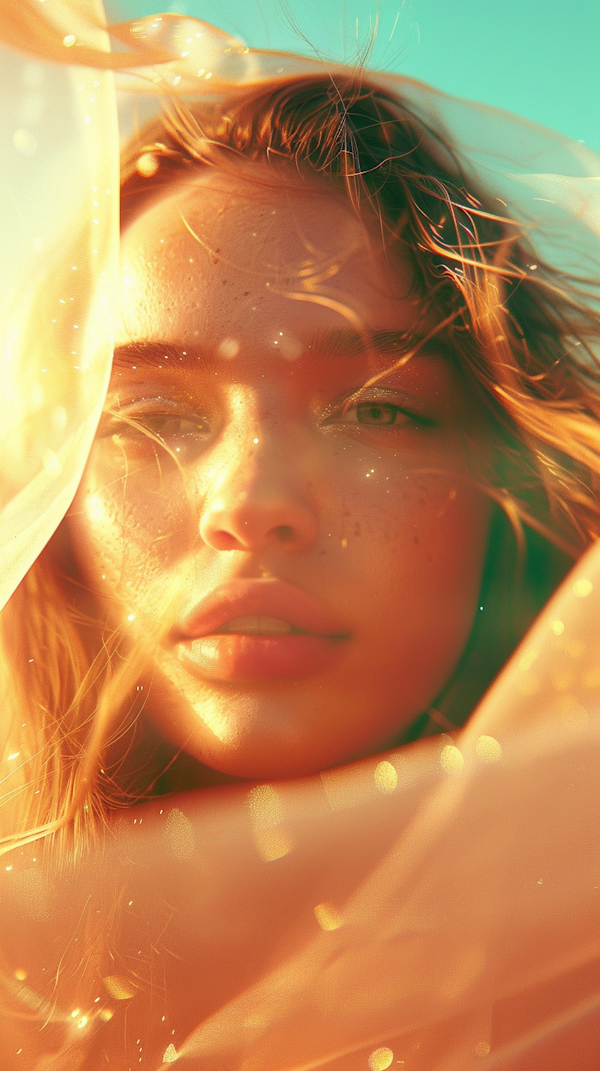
[475,736,502,764]
[573,577,593,598]
[374,760,398,794]
[368,1047,394,1070]
[217,337,240,359]
[102,975,138,1000]
[247,783,283,828]
[248,784,293,861]
[86,491,111,526]
[314,902,343,931]
[253,826,293,862]
[165,806,195,861]
[440,744,464,774]
[137,152,159,178]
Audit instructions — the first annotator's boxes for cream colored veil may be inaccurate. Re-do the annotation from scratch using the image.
[0,3,598,1069]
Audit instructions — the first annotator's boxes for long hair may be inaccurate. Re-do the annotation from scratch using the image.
[2,73,600,856]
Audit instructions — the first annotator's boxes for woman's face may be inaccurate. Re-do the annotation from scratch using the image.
[68,166,491,778]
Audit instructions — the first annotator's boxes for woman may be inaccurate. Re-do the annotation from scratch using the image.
[0,4,599,1068]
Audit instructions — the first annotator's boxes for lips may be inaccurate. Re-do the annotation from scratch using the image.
[179,578,349,640]
[175,578,350,681]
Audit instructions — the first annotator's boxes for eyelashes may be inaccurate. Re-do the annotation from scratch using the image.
[97,390,437,465]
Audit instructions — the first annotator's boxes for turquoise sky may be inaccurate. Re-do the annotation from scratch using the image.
[106,0,600,155]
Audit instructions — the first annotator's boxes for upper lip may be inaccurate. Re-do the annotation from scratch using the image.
[177,578,350,639]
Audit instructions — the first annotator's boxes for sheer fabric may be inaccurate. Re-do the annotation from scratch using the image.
[0,3,598,1068]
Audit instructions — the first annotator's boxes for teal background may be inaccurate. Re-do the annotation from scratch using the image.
[105,0,600,155]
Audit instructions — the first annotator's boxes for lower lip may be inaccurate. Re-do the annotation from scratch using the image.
[178,633,345,681]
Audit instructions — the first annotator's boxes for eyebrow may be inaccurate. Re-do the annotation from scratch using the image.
[305,329,444,360]
[112,341,203,370]
[111,330,444,370]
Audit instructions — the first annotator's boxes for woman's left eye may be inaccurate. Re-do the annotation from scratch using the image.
[356,402,408,426]
[326,400,435,429]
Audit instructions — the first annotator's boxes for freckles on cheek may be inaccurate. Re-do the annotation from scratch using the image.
[341,474,423,542]
[343,474,481,575]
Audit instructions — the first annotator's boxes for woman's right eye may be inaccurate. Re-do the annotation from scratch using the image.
[99,407,211,463]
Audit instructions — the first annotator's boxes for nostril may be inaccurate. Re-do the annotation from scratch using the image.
[275,525,294,542]
[213,530,241,551]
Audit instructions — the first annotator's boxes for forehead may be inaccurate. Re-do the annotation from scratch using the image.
[123,166,375,264]
[117,168,418,351]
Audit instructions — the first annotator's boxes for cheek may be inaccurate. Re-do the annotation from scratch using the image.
[328,472,490,727]
[338,467,490,623]
[68,454,195,612]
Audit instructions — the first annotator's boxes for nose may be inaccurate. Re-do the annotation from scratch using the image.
[198,438,318,553]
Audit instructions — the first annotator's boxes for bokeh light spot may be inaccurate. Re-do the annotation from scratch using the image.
[102,975,138,1000]
[137,152,159,177]
[573,577,593,598]
[440,744,464,774]
[217,337,240,359]
[374,760,398,794]
[368,1047,394,1070]
[475,736,502,764]
[314,901,343,931]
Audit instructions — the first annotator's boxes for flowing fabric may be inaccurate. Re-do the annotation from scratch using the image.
[0,3,599,1068]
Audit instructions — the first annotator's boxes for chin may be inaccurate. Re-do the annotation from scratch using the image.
[166,704,413,782]
[143,663,423,782]
[178,729,348,781]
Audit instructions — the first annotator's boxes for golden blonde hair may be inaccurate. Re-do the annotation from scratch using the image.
[2,73,600,855]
